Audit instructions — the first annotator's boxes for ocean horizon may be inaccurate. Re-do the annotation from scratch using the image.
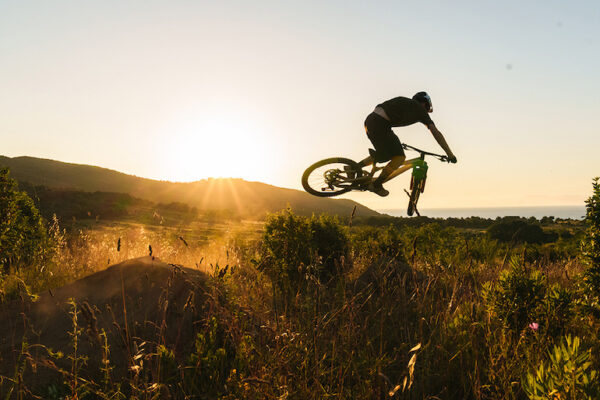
[379,205,586,220]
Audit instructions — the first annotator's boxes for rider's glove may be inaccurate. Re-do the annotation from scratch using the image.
[448,155,457,164]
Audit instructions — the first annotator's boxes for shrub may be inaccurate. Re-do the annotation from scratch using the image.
[540,216,555,225]
[523,335,599,399]
[465,234,500,264]
[583,178,600,305]
[483,258,546,331]
[409,224,463,267]
[487,217,551,244]
[543,284,575,338]
[308,213,349,280]
[184,317,232,395]
[257,209,349,304]
[0,168,49,273]
[350,225,406,261]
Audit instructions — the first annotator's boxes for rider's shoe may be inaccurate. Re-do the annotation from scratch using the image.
[368,181,389,197]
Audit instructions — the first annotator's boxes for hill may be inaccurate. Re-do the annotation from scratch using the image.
[0,155,379,218]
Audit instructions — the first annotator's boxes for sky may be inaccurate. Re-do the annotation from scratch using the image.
[1,0,599,211]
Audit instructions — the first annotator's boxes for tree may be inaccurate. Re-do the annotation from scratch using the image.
[0,168,48,273]
[487,217,549,244]
[583,178,600,309]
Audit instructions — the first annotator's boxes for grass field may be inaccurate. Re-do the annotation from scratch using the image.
[1,167,599,400]
[2,200,600,399]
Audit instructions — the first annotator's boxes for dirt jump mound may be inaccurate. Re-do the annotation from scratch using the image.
[0,257,212,393]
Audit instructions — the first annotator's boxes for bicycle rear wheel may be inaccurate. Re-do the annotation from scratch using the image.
[302,158,363,197]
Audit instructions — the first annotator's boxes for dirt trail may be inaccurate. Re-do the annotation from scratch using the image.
[0,256,210,390]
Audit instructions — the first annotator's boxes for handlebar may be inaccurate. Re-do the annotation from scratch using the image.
[402,143,450,162]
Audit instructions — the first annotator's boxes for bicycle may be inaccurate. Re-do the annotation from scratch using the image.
[301,144,450,216]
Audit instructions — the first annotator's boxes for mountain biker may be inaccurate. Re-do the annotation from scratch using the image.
[359,92,457,197]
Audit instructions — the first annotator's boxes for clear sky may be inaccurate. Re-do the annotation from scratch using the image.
[1,0,599,210]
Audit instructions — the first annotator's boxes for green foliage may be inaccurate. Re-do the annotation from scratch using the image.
[157,345,178,386]
[309,213,349,274]
[483,258,546,331]
[0,168,49,273]
[0,202,591,399]
[66,299,90,397]
[355,215,495,230]
[523,335,600,399]
[540,216,555,225]
[19,182,147,221]
[409,224,465,267]
[543,284,575,338]
[584,178,600,265]
[351,224,405,261]
[488,217,555,244]
[583,178,600,306]
[258,209,349,301]
[184,316,234,396]
[0,274,37,303]
[522,240,581,264]
[466,234,501,263]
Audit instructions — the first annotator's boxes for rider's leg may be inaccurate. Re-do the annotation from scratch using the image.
[363,112,404,196]
[367,155,404,197]
[382,158,412,183]
[374,155,405,185]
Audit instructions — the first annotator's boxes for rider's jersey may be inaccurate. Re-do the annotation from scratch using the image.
[377,96,434,127]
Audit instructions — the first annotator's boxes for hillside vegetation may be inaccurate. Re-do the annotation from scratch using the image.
[0,155,378,219]
[1,167,599,399]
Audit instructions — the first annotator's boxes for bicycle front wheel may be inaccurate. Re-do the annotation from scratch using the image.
[407,177,424,216]
[302,158,363,197]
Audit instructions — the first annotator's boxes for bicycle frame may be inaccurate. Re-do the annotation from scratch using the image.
[351,156,427,185]
[329,144,445,189]
[382,157,427,183]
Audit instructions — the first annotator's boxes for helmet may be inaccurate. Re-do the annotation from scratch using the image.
[412,91,433,112]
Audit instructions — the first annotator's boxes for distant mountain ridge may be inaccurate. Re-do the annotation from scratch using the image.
[0,155,379,218]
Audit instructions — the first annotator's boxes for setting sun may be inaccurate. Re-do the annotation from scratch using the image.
[162,108,274,183]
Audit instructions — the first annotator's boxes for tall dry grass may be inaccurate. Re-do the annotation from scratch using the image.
[1,213,598,399]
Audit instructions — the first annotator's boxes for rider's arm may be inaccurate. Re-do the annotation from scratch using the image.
[427,124,455,159]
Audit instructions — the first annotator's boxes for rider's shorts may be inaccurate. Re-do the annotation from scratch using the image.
[364,112,405,163]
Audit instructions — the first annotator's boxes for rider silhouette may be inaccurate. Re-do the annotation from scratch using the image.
[360,92,457,197]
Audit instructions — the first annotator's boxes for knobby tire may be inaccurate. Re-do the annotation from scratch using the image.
[302,157,362,197]
[407,176,426,216]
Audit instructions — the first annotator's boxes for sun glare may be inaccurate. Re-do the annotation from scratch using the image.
[163,111,272,183]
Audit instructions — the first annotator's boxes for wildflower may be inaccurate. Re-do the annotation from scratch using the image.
[528,322,539,331]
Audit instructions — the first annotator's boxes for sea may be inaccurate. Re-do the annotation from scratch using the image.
[379,205,586,220]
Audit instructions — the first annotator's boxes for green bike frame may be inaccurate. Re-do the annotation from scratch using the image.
[381,156,428,184]
[411,159,428,181]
